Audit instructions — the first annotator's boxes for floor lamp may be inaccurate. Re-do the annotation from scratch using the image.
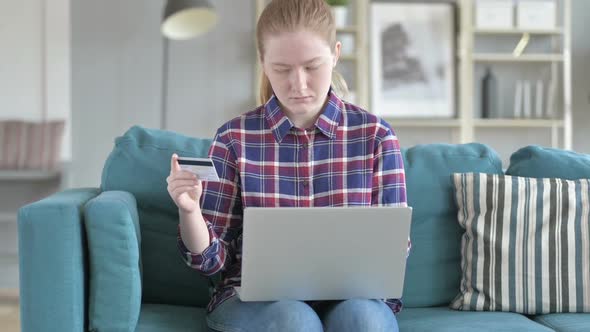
[160,0,218,130]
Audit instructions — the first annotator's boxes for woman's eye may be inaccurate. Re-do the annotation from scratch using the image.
[306,66,319,71]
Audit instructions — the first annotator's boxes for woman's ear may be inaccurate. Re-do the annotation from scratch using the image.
[333,41,342,68]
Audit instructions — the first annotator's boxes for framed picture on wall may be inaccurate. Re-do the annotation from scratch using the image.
[370,3,456,118]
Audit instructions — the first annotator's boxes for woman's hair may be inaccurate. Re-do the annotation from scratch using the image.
[256,0,349,105]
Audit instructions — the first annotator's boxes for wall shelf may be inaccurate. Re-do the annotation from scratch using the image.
[336,26,358,34]
[0,170,61,181]
[474,119,564,128]
[385,118,462,128]
[472,53,564,62]
[339,54,358,61]
[474,28,564,35]
[0,213,17,223]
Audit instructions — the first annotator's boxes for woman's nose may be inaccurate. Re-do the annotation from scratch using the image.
[290,68,307,91]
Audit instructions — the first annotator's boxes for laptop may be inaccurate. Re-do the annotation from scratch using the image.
[235,206,412,302]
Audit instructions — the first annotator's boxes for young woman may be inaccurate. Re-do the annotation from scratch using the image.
[167,0,408,331]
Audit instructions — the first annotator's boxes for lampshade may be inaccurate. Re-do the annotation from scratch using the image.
[161,0,217,40]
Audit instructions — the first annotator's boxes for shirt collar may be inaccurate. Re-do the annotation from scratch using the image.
[264,88,343,143]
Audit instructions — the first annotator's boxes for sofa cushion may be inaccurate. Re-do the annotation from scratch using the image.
[102,126,213,307]
[401,143,503,307]
[507,145,590,180]
[533,313,590,332]
[84,191,142,332]
[136,304,208,332]
[451,173,590,314]
[397,307,553,332]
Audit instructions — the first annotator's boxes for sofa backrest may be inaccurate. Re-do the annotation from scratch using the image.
[401,143,504,307]
[100,126,510,309]
[101,126,213,307]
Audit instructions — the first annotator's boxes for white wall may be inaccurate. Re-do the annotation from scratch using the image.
[571,0,590,154]
[0,1,42,122]
[0,0,71,161]
[46,0,72,161]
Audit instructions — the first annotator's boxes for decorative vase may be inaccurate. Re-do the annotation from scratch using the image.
[481,67,498,118]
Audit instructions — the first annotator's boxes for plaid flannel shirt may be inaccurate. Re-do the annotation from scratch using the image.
[178,90,409,314]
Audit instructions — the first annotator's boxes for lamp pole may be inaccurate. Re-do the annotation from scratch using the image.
[161,37,170,130]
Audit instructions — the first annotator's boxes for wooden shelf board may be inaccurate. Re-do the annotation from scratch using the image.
[336,26,358,33]
[474,119,564,128]
[0,170,61,181]
[384,118,462,128]
[0,213,17,223]
[474,28,563,35]
[339,55,358,61]
[472,53,564,62]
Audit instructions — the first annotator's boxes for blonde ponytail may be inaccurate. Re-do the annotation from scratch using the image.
[331,70,349,100]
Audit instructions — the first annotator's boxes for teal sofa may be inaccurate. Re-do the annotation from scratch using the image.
[18,126,590,332]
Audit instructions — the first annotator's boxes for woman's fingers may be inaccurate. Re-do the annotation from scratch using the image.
[167,171,198,183]
[168,179,200,189]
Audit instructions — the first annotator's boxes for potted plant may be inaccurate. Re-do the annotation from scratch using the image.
[326,0,350,28]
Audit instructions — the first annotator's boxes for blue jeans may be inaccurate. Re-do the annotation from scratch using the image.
[206,296,399,332]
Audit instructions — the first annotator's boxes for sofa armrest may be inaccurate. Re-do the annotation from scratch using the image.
[18,188,100,332]
[84,190,142,332]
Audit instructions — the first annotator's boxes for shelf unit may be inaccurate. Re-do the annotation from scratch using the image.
[458,0,572,150]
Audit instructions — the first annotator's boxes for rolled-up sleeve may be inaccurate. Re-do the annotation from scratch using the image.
[177,129,243,276]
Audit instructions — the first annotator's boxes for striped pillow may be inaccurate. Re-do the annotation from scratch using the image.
[450,173,590,314]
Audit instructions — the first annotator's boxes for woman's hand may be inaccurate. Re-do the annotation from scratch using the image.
[167,153,203,213]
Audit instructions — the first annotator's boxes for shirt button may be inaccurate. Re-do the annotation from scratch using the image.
[301,143,308,149]
[302,180,309,188]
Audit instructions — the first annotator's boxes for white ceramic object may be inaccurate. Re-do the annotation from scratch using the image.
[475,0,514,29]
[332,6,349,28]
[517,0,556,29]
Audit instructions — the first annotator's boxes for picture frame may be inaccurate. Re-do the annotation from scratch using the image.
[370,3,456,118]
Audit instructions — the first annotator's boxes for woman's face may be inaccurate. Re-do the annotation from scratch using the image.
[262,30,340,118]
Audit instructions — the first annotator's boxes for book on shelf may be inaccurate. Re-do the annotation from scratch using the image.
[514,80,523,118]
[535,80,544,118]
[523,80,532,118]
[546,78,557,119]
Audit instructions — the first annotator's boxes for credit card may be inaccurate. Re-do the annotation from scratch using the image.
[177,157,220,182]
